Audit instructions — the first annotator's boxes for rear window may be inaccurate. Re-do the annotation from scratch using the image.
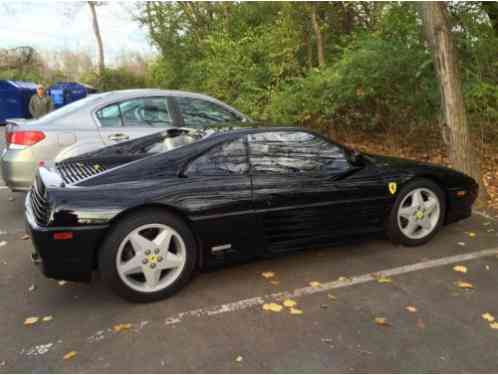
[36,93,109,122]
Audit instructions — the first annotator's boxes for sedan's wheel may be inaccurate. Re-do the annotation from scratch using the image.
[387,178,446,246]
[99,209,197,302]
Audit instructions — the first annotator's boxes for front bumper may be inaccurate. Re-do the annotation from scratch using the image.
[1,148,37,191]
[445,183,479,224]
[25,192,109,282]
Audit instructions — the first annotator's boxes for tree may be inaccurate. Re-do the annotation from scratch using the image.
[88,1,105,76]
[309,3,325,67]
[481,2,498,35]
[421,2,482,199]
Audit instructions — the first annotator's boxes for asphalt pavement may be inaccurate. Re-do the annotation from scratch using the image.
[1,128,498,372]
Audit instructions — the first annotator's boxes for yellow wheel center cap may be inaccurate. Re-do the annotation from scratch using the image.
[147,255,158,263]
[416,211,424,220]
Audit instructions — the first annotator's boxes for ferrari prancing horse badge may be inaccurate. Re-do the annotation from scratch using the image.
[388,182,397,195]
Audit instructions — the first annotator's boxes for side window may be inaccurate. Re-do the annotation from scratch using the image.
[185,138,249,176]
[248,131,350,175]
[96,104,122,127]
[96,97,172,128]
[120,97,172,127]
[176,97,241,127]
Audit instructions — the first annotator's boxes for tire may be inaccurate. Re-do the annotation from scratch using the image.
[386,178,446,247]
[98,208,197,302]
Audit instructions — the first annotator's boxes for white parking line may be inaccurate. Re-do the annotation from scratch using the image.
[163,247,498,326]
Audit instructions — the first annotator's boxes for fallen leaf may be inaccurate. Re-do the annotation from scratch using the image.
[58,280,67,286]
[28,284,36,292]
[328,294,337,301]
[457,242,466,246]
[42,316,53,322]
[453,265,467,274]
[456,281,474,289]
[0,241,6,248]
[487,228,495,233]
[485,265,490,271]
[467,232,476,238]
[405,305,417,313]
[337,276,351,282]
[235,355,243,362]
[261,271,275,279]
[262,303,283,312]
[376,275,393,283]
[283,299,297,308]
[20,234,30,240]
[289,307,303,315]
[321,338,333,343]
[375,317,390,326]
[490,322,498,330]
[482,312,495,322]
[309,281,321,288]
[24,317,39,326]
[63,351,77,360]
[113,323,132,332]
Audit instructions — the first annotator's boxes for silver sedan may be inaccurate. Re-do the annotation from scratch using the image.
[1,89,249,191]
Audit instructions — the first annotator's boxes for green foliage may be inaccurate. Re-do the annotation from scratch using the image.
[136,1,498,133]
[81,67,147,92]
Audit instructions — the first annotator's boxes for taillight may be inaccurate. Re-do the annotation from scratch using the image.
[8,131,45,148]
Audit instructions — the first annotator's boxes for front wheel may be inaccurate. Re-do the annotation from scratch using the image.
[387,178,446,246]
[98,209,197,302]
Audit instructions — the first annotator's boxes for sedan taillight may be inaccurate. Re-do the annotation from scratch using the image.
[8,131,46,148]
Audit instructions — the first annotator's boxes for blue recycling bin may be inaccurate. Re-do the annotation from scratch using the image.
[48,82,90,109]
[0,80,37,124]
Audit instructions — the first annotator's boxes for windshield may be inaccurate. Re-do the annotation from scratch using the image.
[37,93,110,122]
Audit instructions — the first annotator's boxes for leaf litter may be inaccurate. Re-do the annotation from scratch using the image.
[456,281,474,289]
[375,317,391,326]
[405,305,418,313]
[63,351,77,360]
[24,317,39,326]
[453,265,467,273]
[482,312,495,322]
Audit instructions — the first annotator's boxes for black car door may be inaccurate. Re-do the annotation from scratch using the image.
[181,136,264,264]
[248,130,387,254]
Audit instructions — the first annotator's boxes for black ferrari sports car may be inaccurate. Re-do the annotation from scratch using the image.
[25,124,478,302]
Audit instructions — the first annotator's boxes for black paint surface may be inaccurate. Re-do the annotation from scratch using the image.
[25,124,478,282]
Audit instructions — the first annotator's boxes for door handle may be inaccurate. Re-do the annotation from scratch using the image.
[108,133,130,142]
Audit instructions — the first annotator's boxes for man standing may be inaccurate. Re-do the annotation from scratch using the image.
[28,84,54,119]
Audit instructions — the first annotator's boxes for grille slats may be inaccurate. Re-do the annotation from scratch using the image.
[56,161,107,184]
[30,175,50,226]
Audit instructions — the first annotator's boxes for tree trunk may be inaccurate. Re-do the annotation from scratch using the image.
[88,1,105,76]
[421,2,484,202]
[304,29,313,69]
[310,3,325,67]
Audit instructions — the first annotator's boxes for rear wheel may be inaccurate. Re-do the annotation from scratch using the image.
[387,178,446,246]
[99,209,197,302]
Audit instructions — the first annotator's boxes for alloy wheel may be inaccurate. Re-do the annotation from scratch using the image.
[397,188,441,240]
[116,223,187,293]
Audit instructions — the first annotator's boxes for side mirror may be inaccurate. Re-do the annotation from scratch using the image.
[349,150,364,166]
